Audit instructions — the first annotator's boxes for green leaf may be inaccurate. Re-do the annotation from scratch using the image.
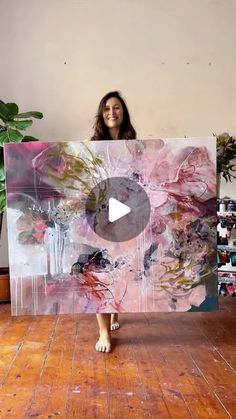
[0,190,6,213]
[5,103,19,117]
[6,120,33,130]
[3,129,23,143]
[0,181,5,192]
[0,161,5,182]
[22,135,39,142]
[0,128,24,144]
[17,111,43,119]
[0,101,11,122]
[0,130,9,144]
[8,129,24,142]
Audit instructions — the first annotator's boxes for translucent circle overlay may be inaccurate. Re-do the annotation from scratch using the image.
[85,176,151,242]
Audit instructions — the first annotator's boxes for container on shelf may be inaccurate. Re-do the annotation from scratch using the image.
[227,200,236,211]
[0,267,10,302]
[219,200,226,212]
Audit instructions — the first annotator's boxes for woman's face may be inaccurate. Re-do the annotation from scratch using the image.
[102,97,124,130]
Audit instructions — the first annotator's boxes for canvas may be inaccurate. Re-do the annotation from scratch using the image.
[4,138,218,315]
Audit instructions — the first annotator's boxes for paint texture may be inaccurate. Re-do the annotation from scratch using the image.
[4,139,218,315]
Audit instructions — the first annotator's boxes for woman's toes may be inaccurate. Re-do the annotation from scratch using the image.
[95,336,111,353]
[110,321,120,331]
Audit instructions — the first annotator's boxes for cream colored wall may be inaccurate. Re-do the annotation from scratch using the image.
[1,0,236,264]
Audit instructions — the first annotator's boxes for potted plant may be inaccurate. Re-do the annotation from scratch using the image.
[217,132,236,183]
[0,100,43,301]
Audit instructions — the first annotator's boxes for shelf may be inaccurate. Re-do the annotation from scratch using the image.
[218,271,236,283]
[218,272,236,276]
[217,211,236,215]
[218,267,236,273]
[218,245,236,251]
[217,210,236,286]
[218,278,236,284]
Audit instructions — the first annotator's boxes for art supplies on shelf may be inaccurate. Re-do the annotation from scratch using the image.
[217,199,236,294]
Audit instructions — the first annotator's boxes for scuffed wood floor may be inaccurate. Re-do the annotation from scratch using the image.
[0,298,235,418]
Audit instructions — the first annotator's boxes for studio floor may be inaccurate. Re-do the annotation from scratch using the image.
[0,298,235,419]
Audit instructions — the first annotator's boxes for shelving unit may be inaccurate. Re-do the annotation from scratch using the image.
[217,208,236,295]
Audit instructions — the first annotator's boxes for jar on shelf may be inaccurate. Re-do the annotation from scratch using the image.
[219,250,231,263]
[219,237,228,245]
[227,200,236,211]
[219,200,226,212]
[230,252,236,267]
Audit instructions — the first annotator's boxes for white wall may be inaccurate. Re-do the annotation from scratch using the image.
[1,0,236,140]
[1,0,236,264]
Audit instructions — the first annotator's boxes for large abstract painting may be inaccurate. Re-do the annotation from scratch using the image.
[4,138,218,315]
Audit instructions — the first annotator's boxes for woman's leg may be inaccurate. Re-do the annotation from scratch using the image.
[95,313,111,353]
[110,313,120,331]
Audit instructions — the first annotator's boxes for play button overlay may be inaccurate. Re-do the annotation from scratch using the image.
[108,198,131,222]
[85,176,151,242]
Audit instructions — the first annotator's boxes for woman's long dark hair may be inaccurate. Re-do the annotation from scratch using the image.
[91,91,136,141]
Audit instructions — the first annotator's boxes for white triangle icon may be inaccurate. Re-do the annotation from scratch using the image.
[108,197,131,222]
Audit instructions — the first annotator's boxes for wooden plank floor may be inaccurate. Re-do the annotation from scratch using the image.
[0,298,235,418]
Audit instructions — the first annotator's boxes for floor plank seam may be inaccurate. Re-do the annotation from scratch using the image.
[130,328,173,419]
[64,318,80,419]
[186,348,233,418]
[191,317,236,374]
[0,315,34,387]
[212,346,236,374]
[0,342,23,387]
[24,315,60,418]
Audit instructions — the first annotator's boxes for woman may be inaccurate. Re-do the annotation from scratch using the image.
[91,91,136,142]
[91,91,136,352]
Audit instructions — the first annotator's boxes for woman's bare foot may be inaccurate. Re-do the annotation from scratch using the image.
[110,313,120,331]
[95,332,111,353]
[96,313,112,353]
